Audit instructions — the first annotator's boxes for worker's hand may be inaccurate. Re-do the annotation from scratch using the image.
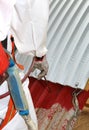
[32,55,49,79]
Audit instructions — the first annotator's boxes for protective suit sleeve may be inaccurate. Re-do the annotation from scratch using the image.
[10,0,49,57]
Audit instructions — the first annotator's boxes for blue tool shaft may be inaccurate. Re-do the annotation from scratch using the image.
[7,65,29,111]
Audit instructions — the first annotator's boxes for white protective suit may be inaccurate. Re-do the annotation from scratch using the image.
[0,0,49,129]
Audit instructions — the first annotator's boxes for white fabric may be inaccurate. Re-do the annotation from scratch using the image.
[2,113,28,130]
[0,72,38,130]
[0,81,10,124]
[11,0,49,57]
[0,0,49,57]
[0,0,15,41]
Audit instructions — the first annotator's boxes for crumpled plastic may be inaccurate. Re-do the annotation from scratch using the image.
[32,55,49,79]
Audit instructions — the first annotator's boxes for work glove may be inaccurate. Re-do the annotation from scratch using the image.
[22,115,38,130]
[32,55,49,79]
